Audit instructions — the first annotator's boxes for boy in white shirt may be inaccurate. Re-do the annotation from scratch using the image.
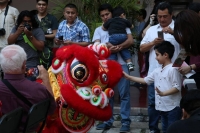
[123,41,182,133]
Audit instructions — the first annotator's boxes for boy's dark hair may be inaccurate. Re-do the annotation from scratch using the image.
[112,6,126,18]
[180,89,200,114]
[154,41,174,59]
[156,1,173,15]
[16,10,39,29]
[98,3,113,15]
[188,2,200,13]
[8,0,12,5]
[64,3,78,12]
[137,9,147,19]
[36,0,48,4]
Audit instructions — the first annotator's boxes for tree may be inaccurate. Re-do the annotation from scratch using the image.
[50,0,140,38]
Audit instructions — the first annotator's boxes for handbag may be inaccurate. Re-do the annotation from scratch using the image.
[2,79,33,107]
[23,34,51,69]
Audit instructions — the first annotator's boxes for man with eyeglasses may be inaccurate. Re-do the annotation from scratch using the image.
[35,0,58,60]
[35,0,58,45]
[140,2,180,133]
[7,10,45,81]
[92,3,133,132]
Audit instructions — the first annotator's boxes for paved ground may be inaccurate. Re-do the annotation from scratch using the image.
[88,107,162,133]
[88,121,150,133]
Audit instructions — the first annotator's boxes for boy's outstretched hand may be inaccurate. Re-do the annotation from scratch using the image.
[123,71,146,84]
[123,71,131,80]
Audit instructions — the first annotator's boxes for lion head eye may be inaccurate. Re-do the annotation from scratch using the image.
[70,60,88,82]
[99,72,108,84]
[102,73,108,82]
[73,66,86,80]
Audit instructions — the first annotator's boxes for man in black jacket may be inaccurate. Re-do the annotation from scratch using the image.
[167,89,200,133]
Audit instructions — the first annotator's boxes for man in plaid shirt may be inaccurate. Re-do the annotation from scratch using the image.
[54,3,90,47]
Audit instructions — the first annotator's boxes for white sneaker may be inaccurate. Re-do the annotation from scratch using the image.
[127,62,134,71]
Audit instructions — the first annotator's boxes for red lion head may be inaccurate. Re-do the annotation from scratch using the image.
[44,43,122,133]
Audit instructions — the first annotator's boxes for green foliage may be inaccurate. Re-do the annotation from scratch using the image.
[49,0,141,38]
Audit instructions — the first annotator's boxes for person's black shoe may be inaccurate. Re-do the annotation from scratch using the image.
[120,125,130,132]
[96,123,112,130]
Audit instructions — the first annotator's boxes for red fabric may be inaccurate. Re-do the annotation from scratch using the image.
[52,48,59,58]
[138,51,148,78]
[43,44,123,133]
[56,44,99,87]
[36,79,42,83]
[42,117,68,133]
[61,84,112,121]
[138,51,143,72]
[51,58,64,70]
[42,107,68,133]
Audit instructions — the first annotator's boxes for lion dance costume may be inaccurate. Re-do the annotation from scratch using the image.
[43,42,122,133]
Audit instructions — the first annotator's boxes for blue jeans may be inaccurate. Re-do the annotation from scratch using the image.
[148,84,160,133]
[109,34,131,61]
[161,106,182,133]
[104,64,131,126]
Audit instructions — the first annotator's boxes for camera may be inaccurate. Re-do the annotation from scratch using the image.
[25,67,39,78]
[24,23,32,31]
[0,28,6,36]
[46,28,53,34]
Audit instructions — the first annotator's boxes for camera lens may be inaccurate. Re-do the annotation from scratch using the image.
[24,23,32,31]
[47,28,53,34]
[0,28,6,36]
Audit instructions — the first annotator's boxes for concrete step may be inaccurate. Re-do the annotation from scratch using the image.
[88,107,162,133]
[88,121,151,133]
[114,107,148,116]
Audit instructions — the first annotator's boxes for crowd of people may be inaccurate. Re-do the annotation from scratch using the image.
[0,0,200,132]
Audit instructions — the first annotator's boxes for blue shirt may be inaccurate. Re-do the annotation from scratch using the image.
[56,18,90,43]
